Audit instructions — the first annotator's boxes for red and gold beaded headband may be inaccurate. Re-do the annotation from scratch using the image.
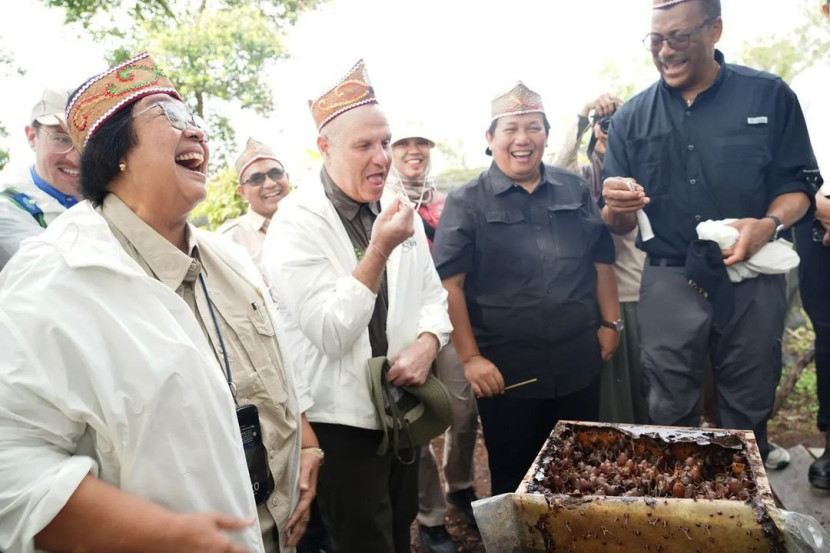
[309,59,377,131]
[490,81,545,122]
[66,52,182,151]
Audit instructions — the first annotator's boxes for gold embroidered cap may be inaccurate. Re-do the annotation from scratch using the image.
[30,87,71,126]
[309,59,378,131]
[490,81,545,122]
[235,137,282,180]
[652,0,692,8]
[66,52,182,151]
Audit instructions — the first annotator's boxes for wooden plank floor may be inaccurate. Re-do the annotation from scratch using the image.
[766,445,830,531]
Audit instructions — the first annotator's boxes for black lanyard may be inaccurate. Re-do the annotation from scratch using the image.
[197,272,238,406]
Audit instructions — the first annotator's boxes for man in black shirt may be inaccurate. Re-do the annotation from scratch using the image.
[601,0,818,464]
[433,82,619,495]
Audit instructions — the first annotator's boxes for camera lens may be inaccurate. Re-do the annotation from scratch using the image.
[599,117,611,134]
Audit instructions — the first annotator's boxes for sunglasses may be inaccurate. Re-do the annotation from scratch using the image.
[242,167,286,186]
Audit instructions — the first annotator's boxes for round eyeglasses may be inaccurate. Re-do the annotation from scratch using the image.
[40,130,75,155]
[642,17,716,52]
[132,101,209,142]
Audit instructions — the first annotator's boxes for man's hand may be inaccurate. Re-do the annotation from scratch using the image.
[597,327,620,361]
[284,451,321,547]
[722,218,776,266]
[165,513,253,553]
[816,193,830,237]
[370,197,415,256]
[602,177,649,215]
[582,93,623,118]
[463,355,504,398]
[387,333,439,387]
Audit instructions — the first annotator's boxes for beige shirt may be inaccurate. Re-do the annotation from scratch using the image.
[100,194,298,548]
[218,208,270,270]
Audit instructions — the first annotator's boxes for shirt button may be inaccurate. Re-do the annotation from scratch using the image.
[687,144,694,151]
[695,215,702,221]
[685,111,691,117]
[271,497,279,507]
[534,225,542,231]
[689,179,696,185]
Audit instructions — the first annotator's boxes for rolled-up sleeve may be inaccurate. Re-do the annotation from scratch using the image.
[433,189,476,281]
[766,84,821,209]
[0,310,95,553]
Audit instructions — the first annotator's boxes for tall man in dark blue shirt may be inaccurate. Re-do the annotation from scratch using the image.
[433,83,620,495]
[601,0,819,464]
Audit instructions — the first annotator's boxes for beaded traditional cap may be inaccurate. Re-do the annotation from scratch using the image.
[653,0,692,8]
[66,52,182,151]
[490,81,545,122]
[309,59,377,131]
[235,137,282,180]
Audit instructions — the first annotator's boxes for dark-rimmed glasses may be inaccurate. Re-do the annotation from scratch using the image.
[242,167,285,186]
[132,101,209,142]
[39,130,75,155]
[642,17,716,52]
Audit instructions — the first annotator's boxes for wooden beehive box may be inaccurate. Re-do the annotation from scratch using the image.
[510,421,788,552]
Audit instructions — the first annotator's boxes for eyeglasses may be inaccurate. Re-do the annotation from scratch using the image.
[39,130,75,155]
[598,117,612,135]
[642,17,716,52]
[242,167,285,186]
[132,101,209,142]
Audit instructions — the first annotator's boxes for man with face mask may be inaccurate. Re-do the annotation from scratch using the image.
[552,93,649,426]
[601,0,819,468]
[0,87,80,269]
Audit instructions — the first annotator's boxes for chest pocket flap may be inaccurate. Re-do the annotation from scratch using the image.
[485,209,524,225]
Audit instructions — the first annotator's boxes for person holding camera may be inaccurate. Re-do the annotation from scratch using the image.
[551,93,648,426]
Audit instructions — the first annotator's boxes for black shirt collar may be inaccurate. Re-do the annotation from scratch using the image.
[488,161,551,195]
[320,166,381,220]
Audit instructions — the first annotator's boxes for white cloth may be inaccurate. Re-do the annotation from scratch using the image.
[791,58,830,195]
[0,165,67,270]
[263,181,452,430]
[696,218,800,283]
[0,201,264,553]
[217,208,270,271]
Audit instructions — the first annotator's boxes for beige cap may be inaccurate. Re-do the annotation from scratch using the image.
[31,87,71,126]
[392,121,435,148]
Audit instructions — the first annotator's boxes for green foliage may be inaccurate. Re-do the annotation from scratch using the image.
[190,167,246,229]
[0,41,22,170]
[736,0,829,82]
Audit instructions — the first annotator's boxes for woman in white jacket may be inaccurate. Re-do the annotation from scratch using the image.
[0,53,316,553]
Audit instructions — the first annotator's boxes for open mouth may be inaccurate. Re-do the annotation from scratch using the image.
[366,172,385,186]
[661,59,688,76]
[263,189,284,199]
[175,151,205,172]
[511,150,533,161]
[58,167,80,178]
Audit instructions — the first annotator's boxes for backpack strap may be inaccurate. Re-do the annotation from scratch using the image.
[1,188,47,228]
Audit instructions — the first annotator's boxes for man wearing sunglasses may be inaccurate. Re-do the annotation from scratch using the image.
[0,87,80,270]
[218,137,290,270]
[600,0,819,470]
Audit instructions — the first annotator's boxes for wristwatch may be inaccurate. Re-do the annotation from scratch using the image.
[764,215,785,241]
[600,319,624,332]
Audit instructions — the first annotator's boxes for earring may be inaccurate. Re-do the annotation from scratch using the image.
[119,162,127,172]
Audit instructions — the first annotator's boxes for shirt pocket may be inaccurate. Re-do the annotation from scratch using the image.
[627,133,672,198]
[483,209,531,276]
[711,127,772,205]
[548,203,587,258]
[234,305,288,407]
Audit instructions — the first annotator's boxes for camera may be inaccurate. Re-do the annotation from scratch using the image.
[598,116,612,135]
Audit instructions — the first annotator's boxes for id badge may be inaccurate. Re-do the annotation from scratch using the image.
[236,404,274,505]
